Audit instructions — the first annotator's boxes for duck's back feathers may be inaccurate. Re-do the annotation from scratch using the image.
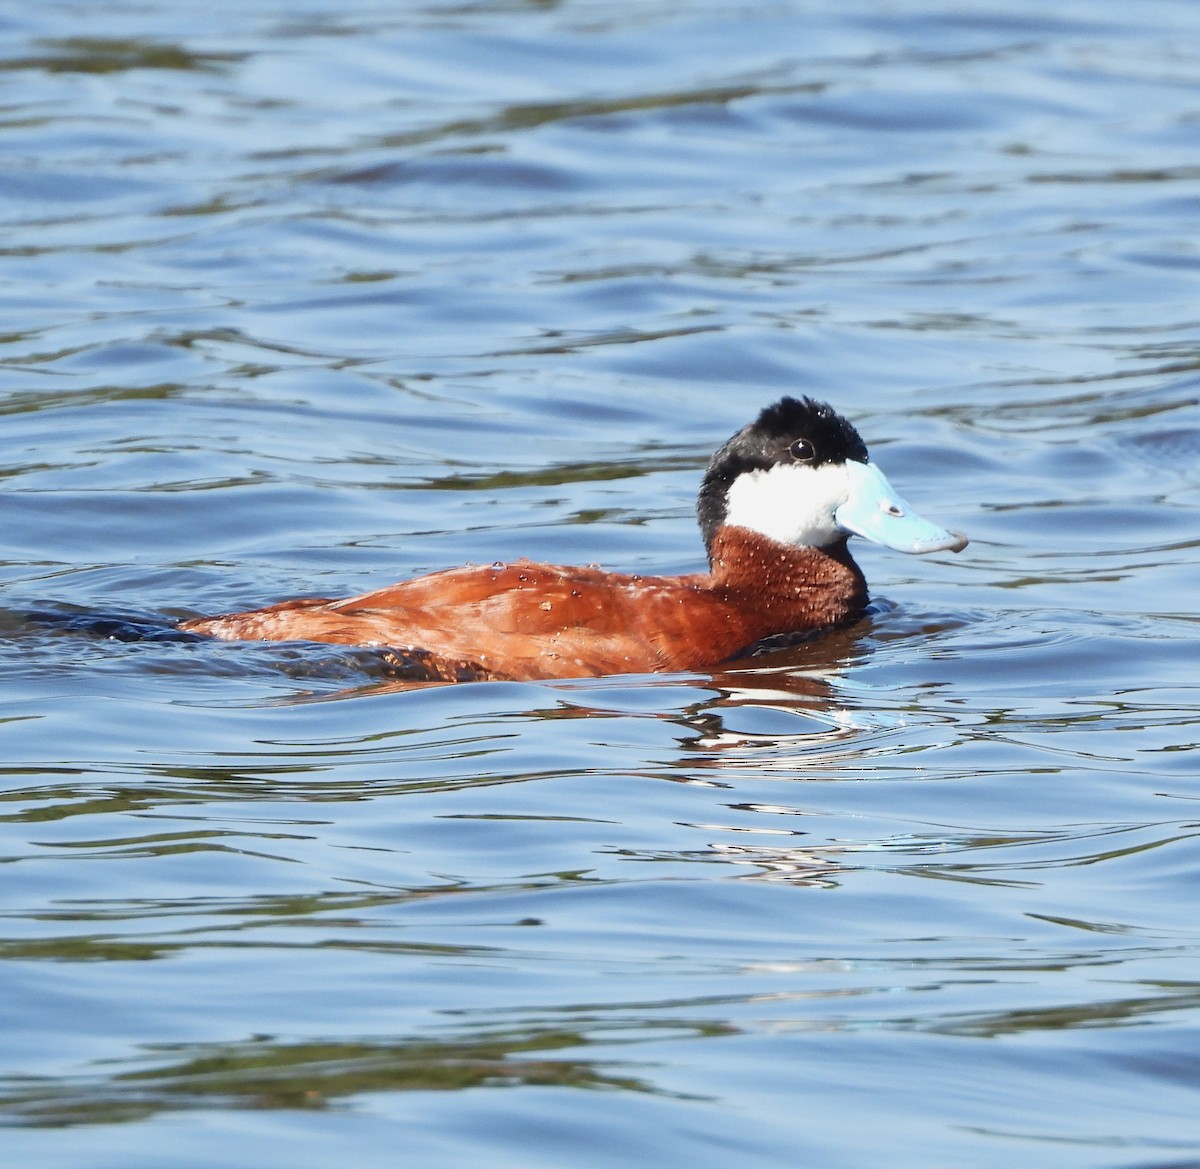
[181,529,867,681]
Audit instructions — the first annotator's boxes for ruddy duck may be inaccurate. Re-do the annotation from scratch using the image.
[180,397,966,681]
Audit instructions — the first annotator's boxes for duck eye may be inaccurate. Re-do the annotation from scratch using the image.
[789,438,815,462]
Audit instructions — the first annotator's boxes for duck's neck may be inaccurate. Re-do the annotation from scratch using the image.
[705,525,868,629]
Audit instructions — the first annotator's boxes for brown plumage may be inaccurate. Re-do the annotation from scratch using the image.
[180,527,866,681]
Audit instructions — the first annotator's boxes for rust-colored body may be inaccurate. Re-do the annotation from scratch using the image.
[180,527,867,681]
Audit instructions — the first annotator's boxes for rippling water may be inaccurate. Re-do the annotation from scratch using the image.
[4,2,1200,1166]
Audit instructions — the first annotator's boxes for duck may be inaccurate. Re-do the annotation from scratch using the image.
[180,397,967,682]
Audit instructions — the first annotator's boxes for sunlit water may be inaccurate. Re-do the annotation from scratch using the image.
[3,2,1200,1166]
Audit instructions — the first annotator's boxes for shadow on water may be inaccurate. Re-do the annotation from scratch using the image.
[4,943,1197,1129]
[0,37,245,75]
[0,1025,700,1128]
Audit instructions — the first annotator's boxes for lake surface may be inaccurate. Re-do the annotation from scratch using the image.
[3,2,1200,1166]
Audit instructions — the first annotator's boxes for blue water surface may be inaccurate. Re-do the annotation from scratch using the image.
[2,2,1200,1166]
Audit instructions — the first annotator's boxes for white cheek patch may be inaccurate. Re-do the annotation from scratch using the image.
[722,461,851,548]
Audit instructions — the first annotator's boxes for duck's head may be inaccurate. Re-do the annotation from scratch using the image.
[697,396,968,561]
